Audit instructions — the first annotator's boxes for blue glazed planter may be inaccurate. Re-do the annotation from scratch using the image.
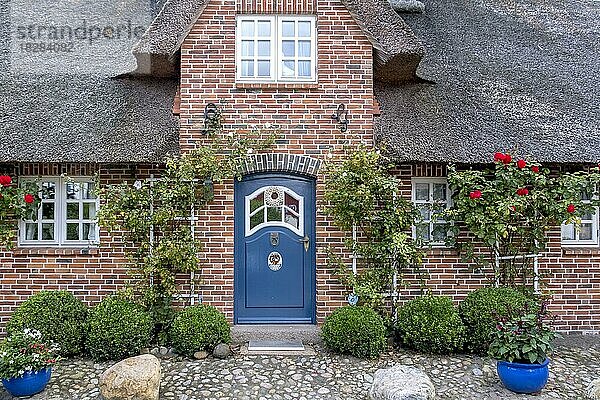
[1,368,52,397]
[497,358,549,394]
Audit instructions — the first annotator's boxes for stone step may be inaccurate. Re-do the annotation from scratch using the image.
[248,340,305,351]
[231,324,321,345]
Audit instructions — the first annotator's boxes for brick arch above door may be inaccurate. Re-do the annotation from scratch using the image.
[241,153,321,178]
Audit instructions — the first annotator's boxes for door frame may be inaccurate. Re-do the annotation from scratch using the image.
[233,172,317,324]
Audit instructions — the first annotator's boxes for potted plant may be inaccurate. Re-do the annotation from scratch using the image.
[0,329,60,397]
[488,300,560,394]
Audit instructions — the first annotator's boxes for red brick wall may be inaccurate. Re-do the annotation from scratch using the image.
[179,0,375,323]
[394,164,600,333]
[0,163,162,333]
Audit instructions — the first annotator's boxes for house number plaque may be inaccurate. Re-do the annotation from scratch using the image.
[267,251,283,271]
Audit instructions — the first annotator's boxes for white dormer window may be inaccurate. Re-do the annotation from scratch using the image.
[236,15,317,82]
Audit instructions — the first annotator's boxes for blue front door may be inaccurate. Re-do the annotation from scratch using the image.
[234,174,316,324]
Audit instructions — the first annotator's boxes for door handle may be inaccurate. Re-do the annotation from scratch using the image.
[299,235,310,252]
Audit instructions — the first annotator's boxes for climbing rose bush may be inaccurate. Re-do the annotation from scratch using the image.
[447,153,600,285]
[0,176,40,248]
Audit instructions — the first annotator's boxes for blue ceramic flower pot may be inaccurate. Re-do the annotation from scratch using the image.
[1,368,52,397]
[497,358,549,394]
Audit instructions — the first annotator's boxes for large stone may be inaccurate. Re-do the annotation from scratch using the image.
[213,343,232,359]
[368,364,435,400]
[587,378,600,400]
[99,354,161,400]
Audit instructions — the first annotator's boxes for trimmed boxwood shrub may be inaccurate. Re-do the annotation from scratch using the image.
[86,296,153,361]
[396,295,465,354]
[7,290,87,356]
[170,305,230,357]
[459,287,529,354]
[321,306,386,359]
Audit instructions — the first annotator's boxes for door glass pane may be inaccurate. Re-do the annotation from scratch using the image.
[250,193,264,213]
[298,61,311,77]
[284,193,299,213]
[25,223,38,240]
[83,202,96,219]
[284,209,299,229]
[257,21,271,37]
[298,41,311,57]
[257,61,270,77]
[282,41,295,57]
[281,21,295,37]
[67,203,79,219]
[241,60,254,77]
[241,20,254,36]
[241,40,254,56]
[41,223,54,240]
[250,209,264,229]
[415,183,430,201]
[282,60,295,77]
[433,183,447,201]
[266,207,282,222]
[41,182,55,199]
[297,21,311,37]
[66,223,79,240]
[42,203,54,220]
[257,40,270,56]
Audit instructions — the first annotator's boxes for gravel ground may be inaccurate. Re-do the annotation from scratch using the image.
[1,336,598,400]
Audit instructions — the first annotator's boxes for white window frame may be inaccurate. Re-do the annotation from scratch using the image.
[561,196,599,247]
[411,178,451,246]
[19,177,100,247]
[236,15,317,83]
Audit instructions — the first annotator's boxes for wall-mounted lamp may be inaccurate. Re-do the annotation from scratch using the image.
[331,103,349,133]
[203,102,221,135]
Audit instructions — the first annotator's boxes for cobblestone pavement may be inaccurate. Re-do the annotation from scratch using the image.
[1,336,598,400]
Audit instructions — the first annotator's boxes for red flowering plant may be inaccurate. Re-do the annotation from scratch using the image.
[488,300,560,364]
[0,329,61,379]
[446,153,600,286]
[0,175,40,248]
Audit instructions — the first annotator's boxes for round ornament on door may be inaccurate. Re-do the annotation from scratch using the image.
[267,251,283,271]
[264,186,285,207]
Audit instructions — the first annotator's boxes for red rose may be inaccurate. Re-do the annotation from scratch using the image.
[0,175,12,187]
[494,152,505,163]
[531,166,540,173]
[24,194,35,204]
[517,159,526,169]
[510,205,516,211]
[567,204,575,213]
[516,188,529,196]
[469,190,482,199]
[503,154,512,164]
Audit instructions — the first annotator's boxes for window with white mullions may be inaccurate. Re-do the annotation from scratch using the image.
[411,178,451,245]
[238,17,275,79]
[20,177,99,246]
[279,18,315,79]
[561,190,599,246]
[236,15,316,82]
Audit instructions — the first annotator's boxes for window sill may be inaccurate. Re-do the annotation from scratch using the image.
[13,247,99,256]
[235,82,318,90]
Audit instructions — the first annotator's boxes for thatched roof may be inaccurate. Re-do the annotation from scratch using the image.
[376,0,600,163]
[132,0,424,82]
